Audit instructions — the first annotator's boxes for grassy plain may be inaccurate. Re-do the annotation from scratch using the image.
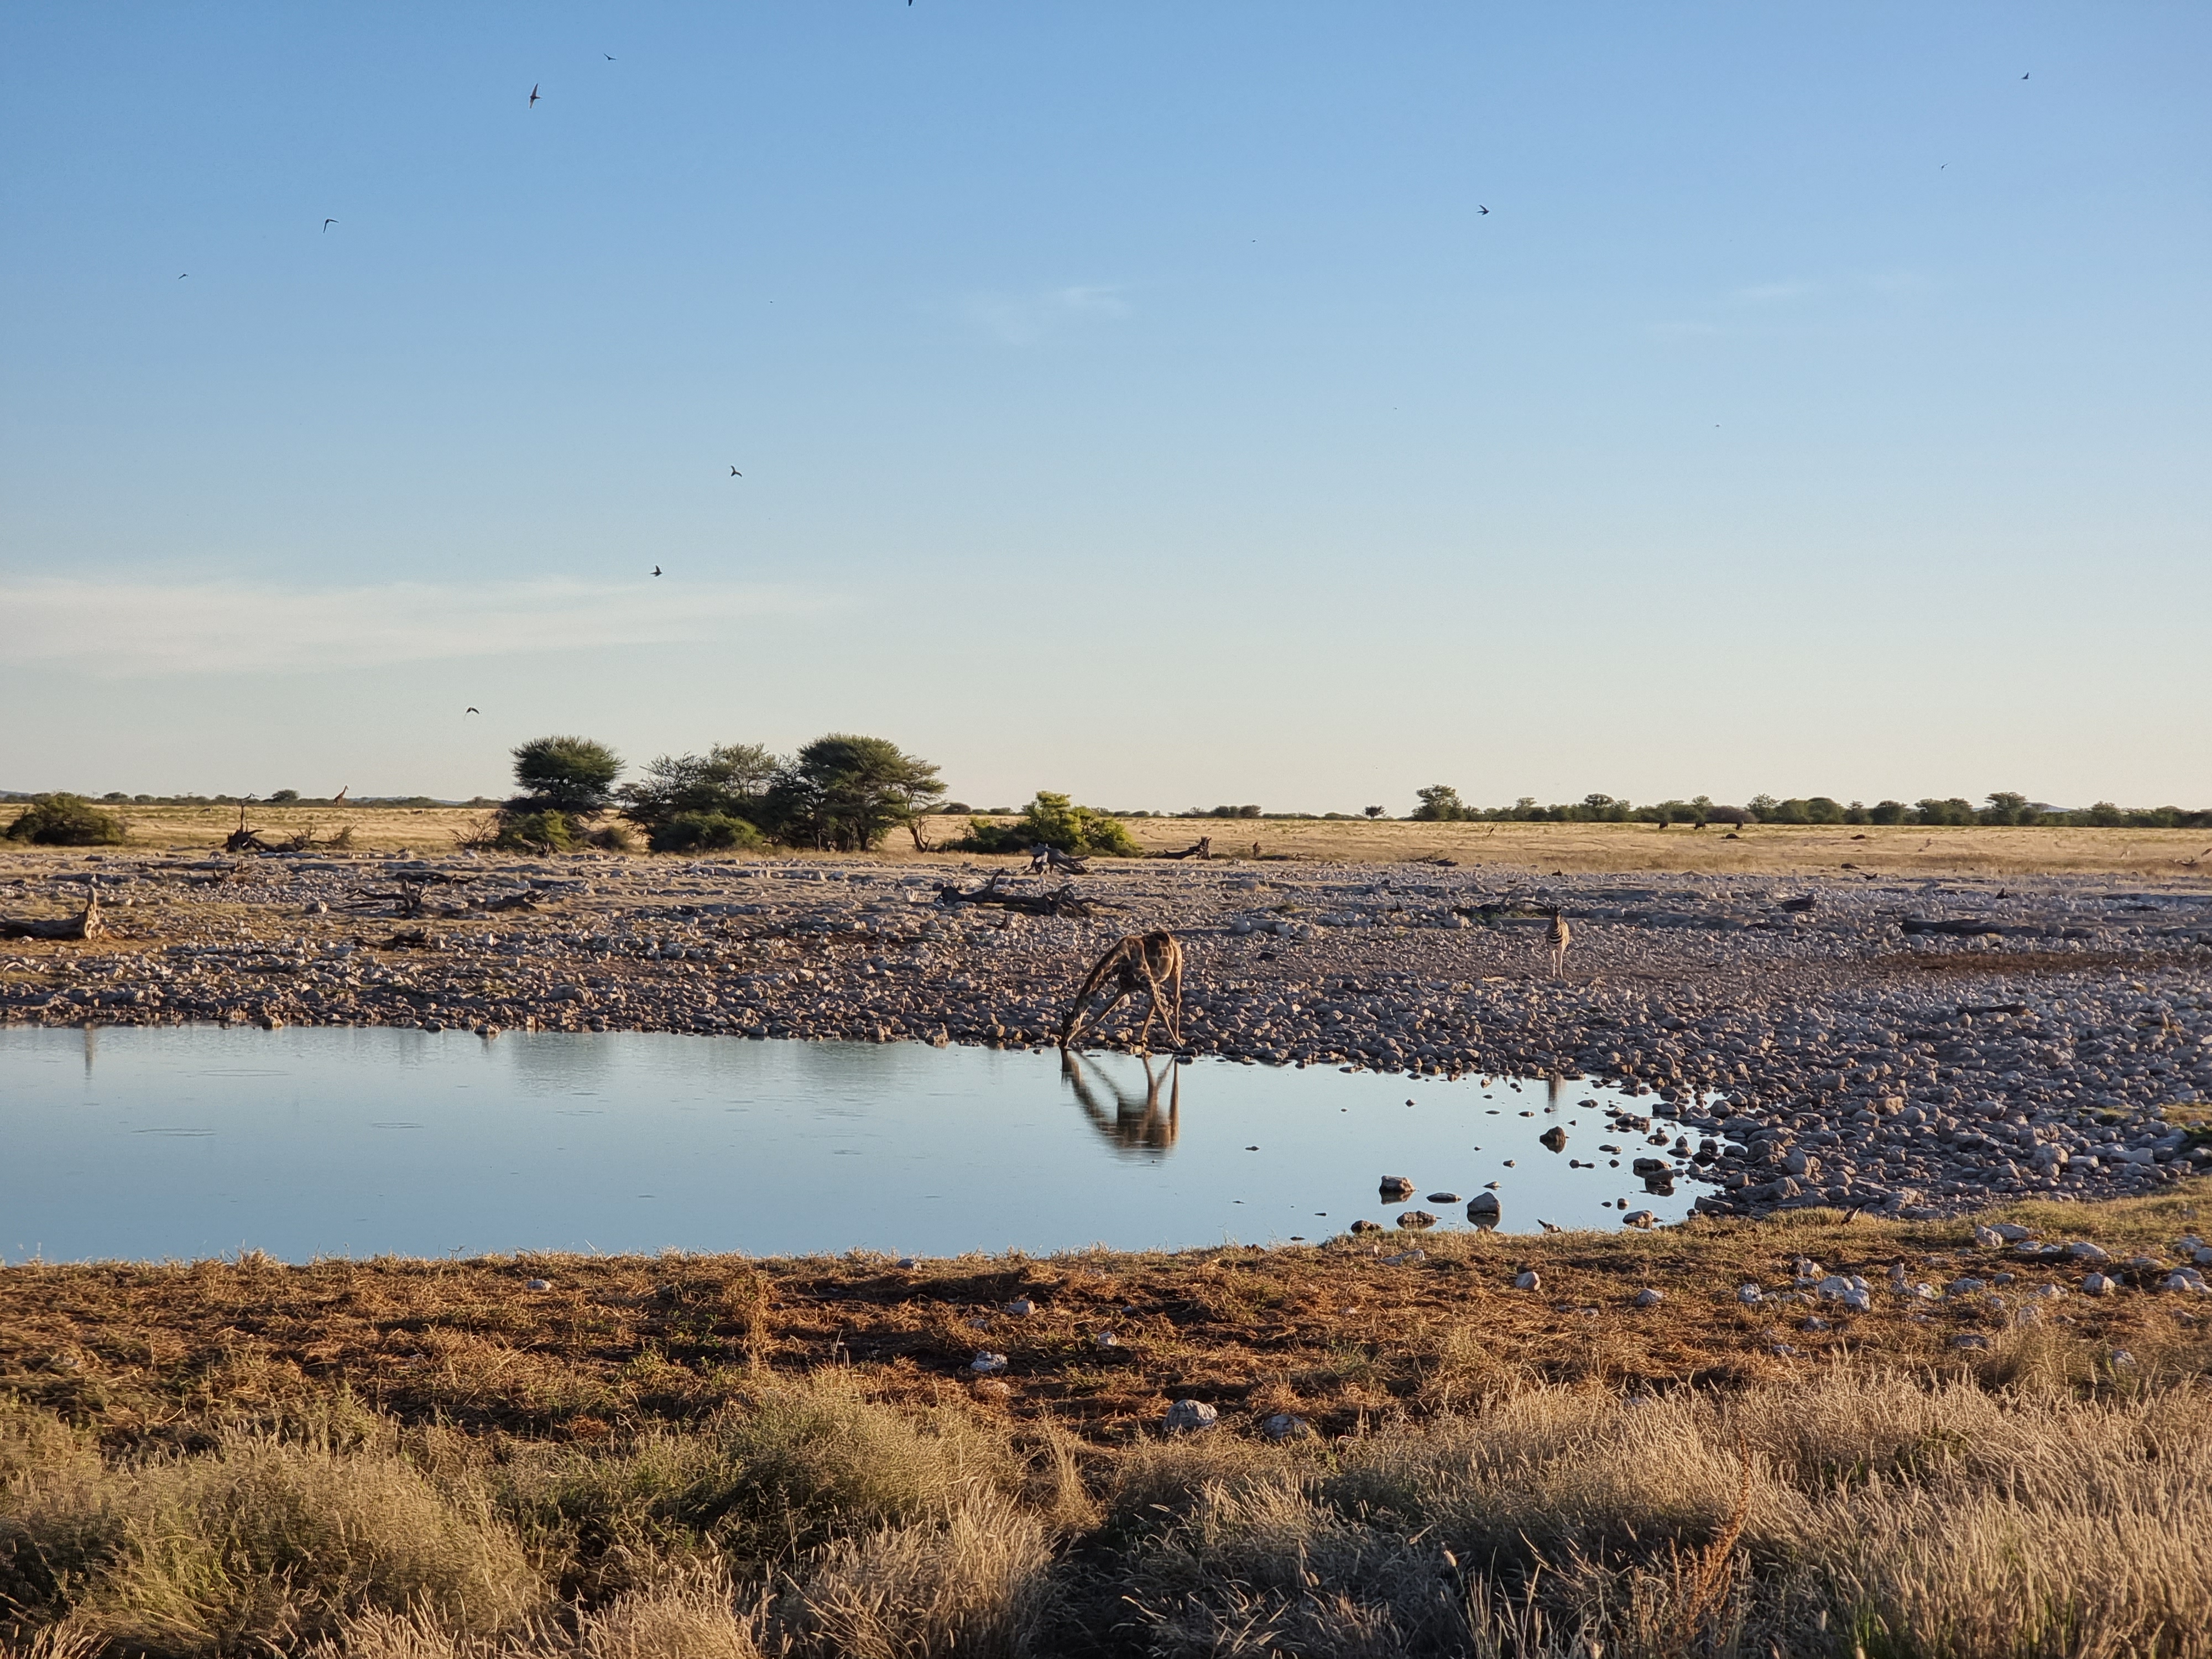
[3,1186,2208,1656]
[16,801,2212,878]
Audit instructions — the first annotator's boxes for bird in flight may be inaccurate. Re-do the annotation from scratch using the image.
[604,53,615,60]
[178,273,187,279]
[729,466,742,477]
[322,218,337,232]
[1478,204,1489,215]
[2021,72,2030,80]
[465,707,479,717]
[652,565,663,577]
[528,83,541,106]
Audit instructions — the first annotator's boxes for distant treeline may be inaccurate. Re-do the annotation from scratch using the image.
[0,792,499,808]
[1405,787,2212,830]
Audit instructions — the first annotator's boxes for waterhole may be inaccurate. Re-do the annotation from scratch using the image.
[2,1026,1726,1261]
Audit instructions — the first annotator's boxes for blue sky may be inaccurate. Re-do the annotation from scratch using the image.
[4,3,2206,810]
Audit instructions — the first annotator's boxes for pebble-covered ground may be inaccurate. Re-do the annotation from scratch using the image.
[4,849,2208,1221]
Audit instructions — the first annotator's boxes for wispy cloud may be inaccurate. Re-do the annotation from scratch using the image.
[0,577,818,677]
[966,283,1131,346]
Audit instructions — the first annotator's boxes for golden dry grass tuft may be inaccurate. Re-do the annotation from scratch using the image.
[6,1185,2212,1656]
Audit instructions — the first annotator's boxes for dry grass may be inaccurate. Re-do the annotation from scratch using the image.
[10,805,2211,876]
[4,1185,2211,1656]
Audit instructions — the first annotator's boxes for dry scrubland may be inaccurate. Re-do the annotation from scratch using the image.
[57,804,2212,878]
[4,1189,2211,1658]
[7,817,2211,1655]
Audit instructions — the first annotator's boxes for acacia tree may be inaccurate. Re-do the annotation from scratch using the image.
[511,735,623,815]
[1410,784,1470,822]
[765,734,945,851]
[620,743,779,830]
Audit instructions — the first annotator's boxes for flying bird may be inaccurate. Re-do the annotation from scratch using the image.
[465,707,479,717]
[178,273,187,279]
[1478,204,1489,215]
[528,83,541,106]
[604,53,615,60]
[729,466,742,476]
[2021,72,2030,79]
[322,218,337,232]
[651,565,662,577]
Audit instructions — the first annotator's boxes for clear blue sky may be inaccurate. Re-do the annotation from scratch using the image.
[4,3,2206,811]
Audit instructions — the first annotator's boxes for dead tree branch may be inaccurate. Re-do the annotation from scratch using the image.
[1157,836,1212,861]
[0,888,103,942]
[936,873,1108,919]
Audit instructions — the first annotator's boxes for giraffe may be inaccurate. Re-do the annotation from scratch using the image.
[1060,931,1186,1052]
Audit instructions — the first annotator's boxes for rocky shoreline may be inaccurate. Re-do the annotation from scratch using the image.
[3,849,2208,1221]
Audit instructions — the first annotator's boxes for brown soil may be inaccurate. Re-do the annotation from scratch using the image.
[6,1185,2204,1453]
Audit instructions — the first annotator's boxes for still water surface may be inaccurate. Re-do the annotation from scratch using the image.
[2,1027,1709,1261]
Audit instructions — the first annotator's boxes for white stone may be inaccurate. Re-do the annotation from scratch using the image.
[1164,1399,1219,1432]
[1514,1270,1541,1291]
[1738,1284,1764,1304]
[1634,1288,1664,1308]
[970,1352,1009,1374]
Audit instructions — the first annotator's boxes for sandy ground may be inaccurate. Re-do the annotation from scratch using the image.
[19,801,2212,876]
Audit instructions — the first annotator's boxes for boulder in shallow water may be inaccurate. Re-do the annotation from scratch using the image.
[1396,1210,1437,1230]
[1539,1125,1567,1152]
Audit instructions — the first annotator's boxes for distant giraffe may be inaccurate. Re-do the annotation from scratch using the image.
[1548,907,1572,978]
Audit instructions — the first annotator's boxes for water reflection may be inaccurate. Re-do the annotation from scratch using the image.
[2,1027,1718,1262]
[1061,1051,1181,1154]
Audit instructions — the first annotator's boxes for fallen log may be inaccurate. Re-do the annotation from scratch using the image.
[1157,836,1212,861]
[0,890,103,942]
[1027,844,1089,875]
[1900,917,2001,936]
[937,874,1107,919]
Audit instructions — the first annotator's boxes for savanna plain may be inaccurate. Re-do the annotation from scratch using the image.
[4,817,2211,1658]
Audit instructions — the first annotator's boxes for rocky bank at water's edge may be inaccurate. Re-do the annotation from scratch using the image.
[3,850,2208,1222]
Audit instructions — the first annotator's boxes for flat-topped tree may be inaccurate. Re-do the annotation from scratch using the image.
[510,735,623,816]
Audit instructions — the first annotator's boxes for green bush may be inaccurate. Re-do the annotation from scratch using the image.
[957,792,1140,858]
[494,811,580,854]
[3,794,126,847]
[650,812,765,853]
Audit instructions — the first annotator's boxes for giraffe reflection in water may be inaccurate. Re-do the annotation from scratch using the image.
[1060,1050,1182,1154]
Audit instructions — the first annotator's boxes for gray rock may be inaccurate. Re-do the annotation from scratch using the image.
[1396,1210,1437,1230]
[524,1278,552,1292]
[1513,1270,1541,1291]
[1005,1298,1035,1316]
[970,1352,1009,1374]
[1634,1287,1664,1308]
[1539,1125,1567,1152]
[1738,1284,1764,1304]
[1379,1176,1415,1199]
[1165,1399,1219,1432]
[1622,1209,1656,1229]
[2067,1241,2112,1262]
[1262,1412,1313,1441]
[1426,1192,1460,1203]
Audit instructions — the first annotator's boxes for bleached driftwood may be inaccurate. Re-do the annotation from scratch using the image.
[0,889,102,941]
